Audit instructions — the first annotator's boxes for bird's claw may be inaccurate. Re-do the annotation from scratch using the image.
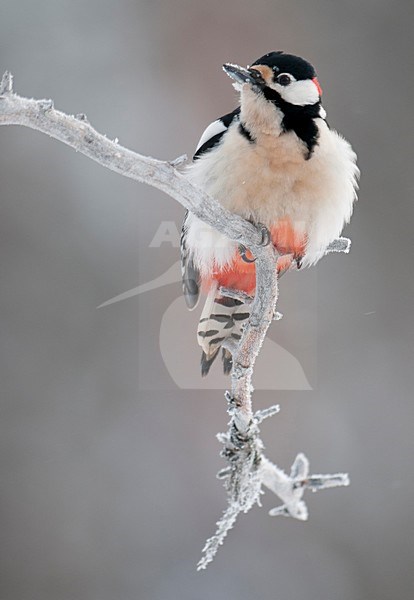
[295,255,303,269]
[257,223,271,247]
[238,244,256,263]
[238,223,270,262]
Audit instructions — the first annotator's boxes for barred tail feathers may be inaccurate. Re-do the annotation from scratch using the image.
[197,286,250,377]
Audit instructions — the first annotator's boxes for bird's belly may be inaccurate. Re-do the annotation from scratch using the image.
[185,123,358,277]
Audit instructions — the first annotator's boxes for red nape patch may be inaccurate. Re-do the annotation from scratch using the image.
[312,77,323,97]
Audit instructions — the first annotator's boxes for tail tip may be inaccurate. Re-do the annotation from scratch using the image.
[201,350,218,377]
[222,348,233,375]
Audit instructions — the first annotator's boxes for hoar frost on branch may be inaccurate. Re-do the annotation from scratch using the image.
[0,72,350,570]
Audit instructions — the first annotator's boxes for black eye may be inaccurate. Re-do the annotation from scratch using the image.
[276,73,292,86]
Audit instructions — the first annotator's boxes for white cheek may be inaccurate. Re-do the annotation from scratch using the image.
[276,80,319,106]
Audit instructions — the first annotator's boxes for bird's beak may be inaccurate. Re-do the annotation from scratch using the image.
[222,63,265,89]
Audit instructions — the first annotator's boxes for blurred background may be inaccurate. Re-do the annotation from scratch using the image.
[1,1,413,598]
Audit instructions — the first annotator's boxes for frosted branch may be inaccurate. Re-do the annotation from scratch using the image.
[0,73,351,571]
[326,236,351,254]
[0,74,265,250]
[219,286,254,305]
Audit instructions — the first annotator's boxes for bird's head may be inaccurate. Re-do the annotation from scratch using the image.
[223,51,323,109]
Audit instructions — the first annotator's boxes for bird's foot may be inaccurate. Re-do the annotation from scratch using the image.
[238,244,256,263]
[256,222,271,246]
[238,223,271,262]
[295,255,303,269]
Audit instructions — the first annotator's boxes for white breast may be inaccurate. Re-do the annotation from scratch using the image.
[185,119,359,273]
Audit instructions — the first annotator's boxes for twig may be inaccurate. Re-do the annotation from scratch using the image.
[325,236,351,254]
[219,286,254,305]
[0,72,351,570]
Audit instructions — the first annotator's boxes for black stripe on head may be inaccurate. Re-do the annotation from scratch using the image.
[283,112,319,159]
[252,52,316,82]
[262,86,320,158]
[248,52,321,157]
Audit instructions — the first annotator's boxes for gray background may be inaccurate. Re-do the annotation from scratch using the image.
[1,1,414,599]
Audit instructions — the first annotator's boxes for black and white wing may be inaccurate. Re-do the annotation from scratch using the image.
[180,108,241,310]
[193,107,240,160]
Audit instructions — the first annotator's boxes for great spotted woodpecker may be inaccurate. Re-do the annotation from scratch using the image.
[180,51,359,376]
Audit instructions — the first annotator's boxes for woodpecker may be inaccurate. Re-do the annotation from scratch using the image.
[180,51,359,376]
